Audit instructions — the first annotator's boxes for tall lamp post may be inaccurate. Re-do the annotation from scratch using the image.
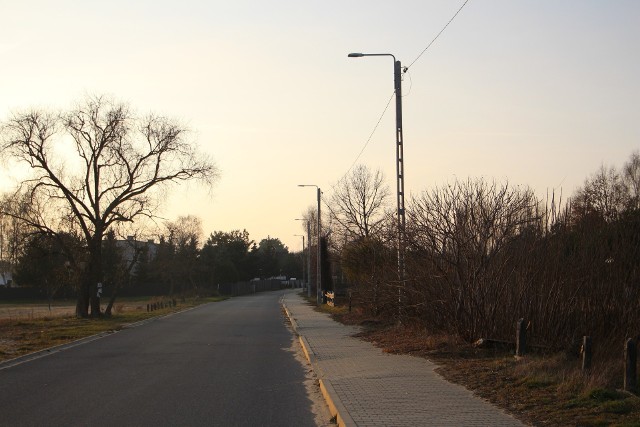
[348,52,406,291]
[296,218,312,298]
[298,184,322,305]
[294,234,305,290]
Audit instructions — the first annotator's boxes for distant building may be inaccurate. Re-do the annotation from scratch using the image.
[0,271,12,287]
[114,236,158,275]
[0,260,13,287]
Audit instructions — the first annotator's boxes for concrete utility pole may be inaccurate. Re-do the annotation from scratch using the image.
[295,218,313,298]
[316,187,322,304]
[294,234,305,290]
[298,185,322,305]
[306,220,312,298]
[348,52,406,286]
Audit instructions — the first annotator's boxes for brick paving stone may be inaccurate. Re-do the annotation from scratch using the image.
[283,292,526,427]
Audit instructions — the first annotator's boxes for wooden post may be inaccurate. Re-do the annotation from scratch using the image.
[516,318,527,357]
[624,338,637,394]
[581,336,592,373]
[348,291,352,313]
[146,304,150,312]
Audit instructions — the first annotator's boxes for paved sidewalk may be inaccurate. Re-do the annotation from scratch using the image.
[282,292,526,427]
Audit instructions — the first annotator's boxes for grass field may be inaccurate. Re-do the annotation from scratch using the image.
[0,297,154,321]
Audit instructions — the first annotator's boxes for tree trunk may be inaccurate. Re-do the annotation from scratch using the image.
[105,287,118,316]
[76,280,90,318]
[88,234,104,318]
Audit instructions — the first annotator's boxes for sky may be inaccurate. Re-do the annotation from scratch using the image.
[1,0,638,252]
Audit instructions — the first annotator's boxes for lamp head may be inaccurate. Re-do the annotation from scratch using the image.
[348,53,364,57]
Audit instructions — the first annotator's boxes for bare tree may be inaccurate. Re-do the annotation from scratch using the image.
[572,164,628,223]
[329,164,390,241]
[0,196,30,279]
[622,151,640,210]
[1,95,217,317]
[407,178,540,339]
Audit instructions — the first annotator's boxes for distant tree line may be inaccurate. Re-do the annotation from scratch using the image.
[1,213,302,304]
[138,220,301,294]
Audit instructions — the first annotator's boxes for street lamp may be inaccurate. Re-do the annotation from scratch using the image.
[298,184,322,305]
[296,218,312,298]
[294,234,305,290]
[348,52,406,295]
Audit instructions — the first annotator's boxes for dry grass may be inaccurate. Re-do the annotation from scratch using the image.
[322,300,640,427]
[0,296,164,321]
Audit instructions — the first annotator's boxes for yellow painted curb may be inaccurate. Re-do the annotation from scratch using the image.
[299,336,313,364]
[319,378,355,427]
[282,297,355,426]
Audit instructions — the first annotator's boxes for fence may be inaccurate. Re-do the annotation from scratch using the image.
[476,319,639,395]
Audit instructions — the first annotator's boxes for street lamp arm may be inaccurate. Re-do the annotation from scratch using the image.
[348,52,396,62]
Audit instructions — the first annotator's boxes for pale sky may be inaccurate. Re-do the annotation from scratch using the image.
[1,0,638,252]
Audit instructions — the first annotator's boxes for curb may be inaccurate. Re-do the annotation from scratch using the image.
[282,296,356,427]
[320,379,355,427]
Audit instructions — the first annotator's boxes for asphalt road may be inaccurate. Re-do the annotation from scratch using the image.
[0,290,319,427]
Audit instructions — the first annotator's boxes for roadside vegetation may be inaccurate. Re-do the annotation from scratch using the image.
[296,152,640,426]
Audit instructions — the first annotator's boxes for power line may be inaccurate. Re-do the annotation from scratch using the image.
[339,90,395,183]
[406,0,471,70]
[337,0,470,186]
